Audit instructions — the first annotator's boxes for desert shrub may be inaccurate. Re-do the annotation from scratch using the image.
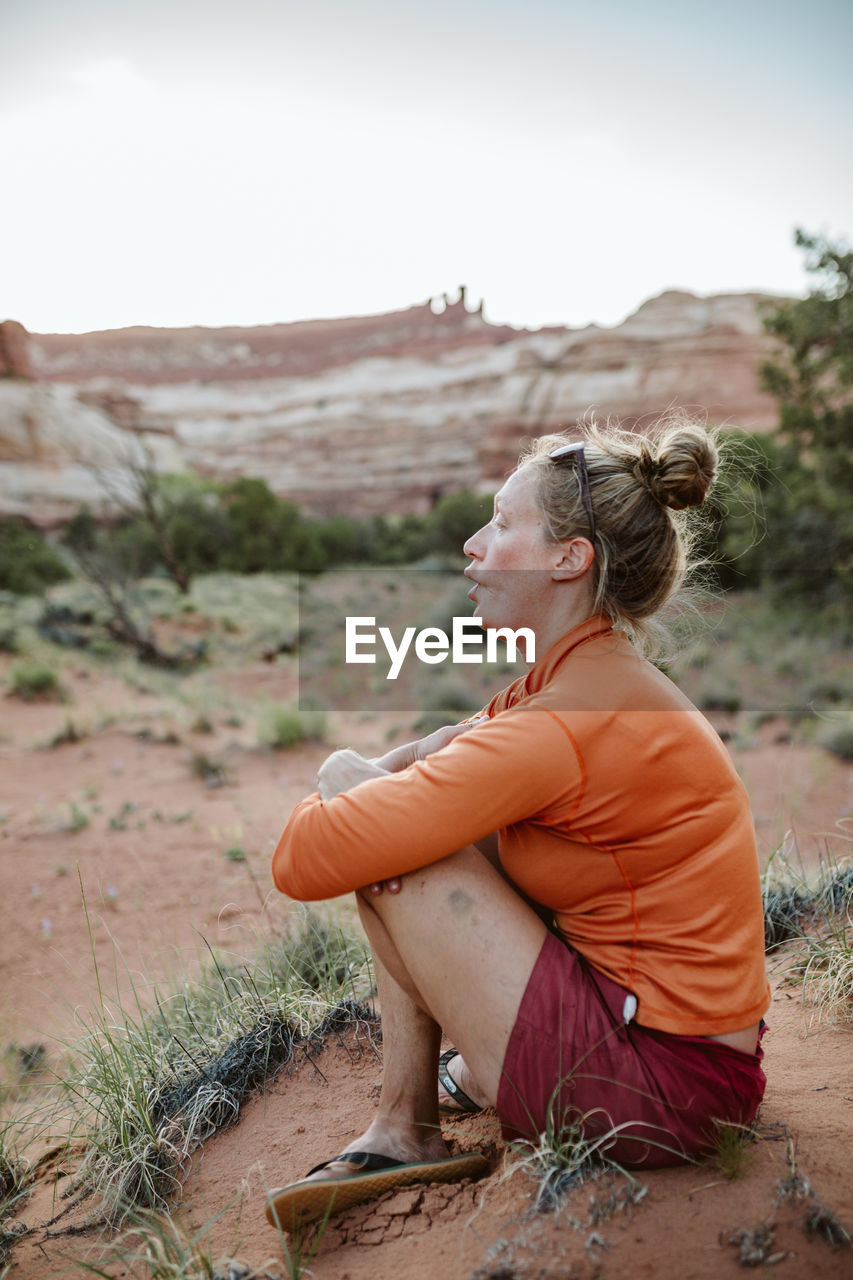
[425,489,491,561]
[260,704,327,750]
[8,662,62,701]
[220,478,302,573]
[222,845,247,862]
[0,517,70,596]
[190,753,228,787]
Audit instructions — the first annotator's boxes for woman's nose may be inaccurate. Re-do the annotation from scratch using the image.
[463,525,487,558]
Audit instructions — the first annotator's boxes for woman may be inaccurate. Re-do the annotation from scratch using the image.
[266,417,769,1228]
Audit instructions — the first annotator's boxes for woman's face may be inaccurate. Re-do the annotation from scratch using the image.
[462,466,557,632]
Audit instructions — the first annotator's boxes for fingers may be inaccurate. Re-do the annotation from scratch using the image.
[418,716,490,761]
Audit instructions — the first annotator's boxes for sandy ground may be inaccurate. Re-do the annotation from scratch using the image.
[1,653,851,1278]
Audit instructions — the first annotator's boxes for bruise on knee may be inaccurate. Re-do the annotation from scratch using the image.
[448,887,474,915]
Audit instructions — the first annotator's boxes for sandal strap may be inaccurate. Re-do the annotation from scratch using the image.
[438,1048,482,1114]
[305,1151,406,1179]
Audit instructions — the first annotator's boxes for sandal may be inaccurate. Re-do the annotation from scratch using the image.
[438,1048,484,1115]
[265,1149,488,1229]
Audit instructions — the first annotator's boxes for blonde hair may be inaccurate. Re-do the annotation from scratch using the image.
[519,413,719,653]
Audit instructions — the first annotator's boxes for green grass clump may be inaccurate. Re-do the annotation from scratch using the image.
[259,705,326,751]
[761,845,853,1026]
[511,1115,631,1212]
[8,662,63,701]
[77,1199,324,1279]
[52,910,373,1227]
[222,845,247,863]
[709,1121,756,1180]
[799,913,853,1027]
[67,802,90,833]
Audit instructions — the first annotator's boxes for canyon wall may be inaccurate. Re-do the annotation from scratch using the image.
[0,290,782,523]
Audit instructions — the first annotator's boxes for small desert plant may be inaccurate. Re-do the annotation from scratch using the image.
[708,1120,756,1180]
[72,1209,221,1279]
[109,800,139,830]
[67,802,90,833]
[762,848,853,1024]
[724,1222,780,1266]
[76,1202,325,1280]
[222,845,247,863]
[799,914,853,1026]
[8,662,62,701]
[509,1104,638,1212]
[761,843,812,951]
[190,753,228,788]
[48,716,86,747]
[776,1128,852,1248]
[259,705,326,751]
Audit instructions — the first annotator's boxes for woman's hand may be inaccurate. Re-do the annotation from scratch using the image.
[328,719,489,895]
[414,717,489,761]
[317,748,388,801]
[371,716,489,773]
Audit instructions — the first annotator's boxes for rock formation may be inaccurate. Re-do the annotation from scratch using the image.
[0,291,783,524]
[0,320,35,380]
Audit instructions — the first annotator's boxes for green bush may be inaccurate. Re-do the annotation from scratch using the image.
[55,476,498,581]
[221,478,302,573]
[9,663,62,701]
[260,704,326,750]
[426,489,491,560]
[0,518,71,595]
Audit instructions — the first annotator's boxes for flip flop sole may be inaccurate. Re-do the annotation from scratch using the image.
[265,1151,489,1230]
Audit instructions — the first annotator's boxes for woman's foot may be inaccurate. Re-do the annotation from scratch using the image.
[266,1139,489,1229]
[301,1116,450,1184]
[438,1049,490,1114]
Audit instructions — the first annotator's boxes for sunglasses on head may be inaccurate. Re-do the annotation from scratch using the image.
[548,441,596,544]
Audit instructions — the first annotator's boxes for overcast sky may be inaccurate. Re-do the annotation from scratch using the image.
[3,0,851,334]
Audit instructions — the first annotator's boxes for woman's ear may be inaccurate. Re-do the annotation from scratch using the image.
[551,537,595,581]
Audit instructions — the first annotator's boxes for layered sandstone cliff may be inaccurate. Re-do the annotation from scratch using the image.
[0,291,781,524]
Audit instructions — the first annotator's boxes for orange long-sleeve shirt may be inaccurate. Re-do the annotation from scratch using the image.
[272,614,770,1036]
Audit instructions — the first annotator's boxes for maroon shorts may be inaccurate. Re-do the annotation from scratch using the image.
[497,932,767,1168]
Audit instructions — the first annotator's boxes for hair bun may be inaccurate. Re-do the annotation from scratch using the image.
[638,425,718,511]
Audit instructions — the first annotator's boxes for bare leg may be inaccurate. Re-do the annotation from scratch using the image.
[301,845,546,1182]
[300,903,448,1182]
[357,883,492,1112]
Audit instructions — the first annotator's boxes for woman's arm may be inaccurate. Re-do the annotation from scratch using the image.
[272,706,582,901]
